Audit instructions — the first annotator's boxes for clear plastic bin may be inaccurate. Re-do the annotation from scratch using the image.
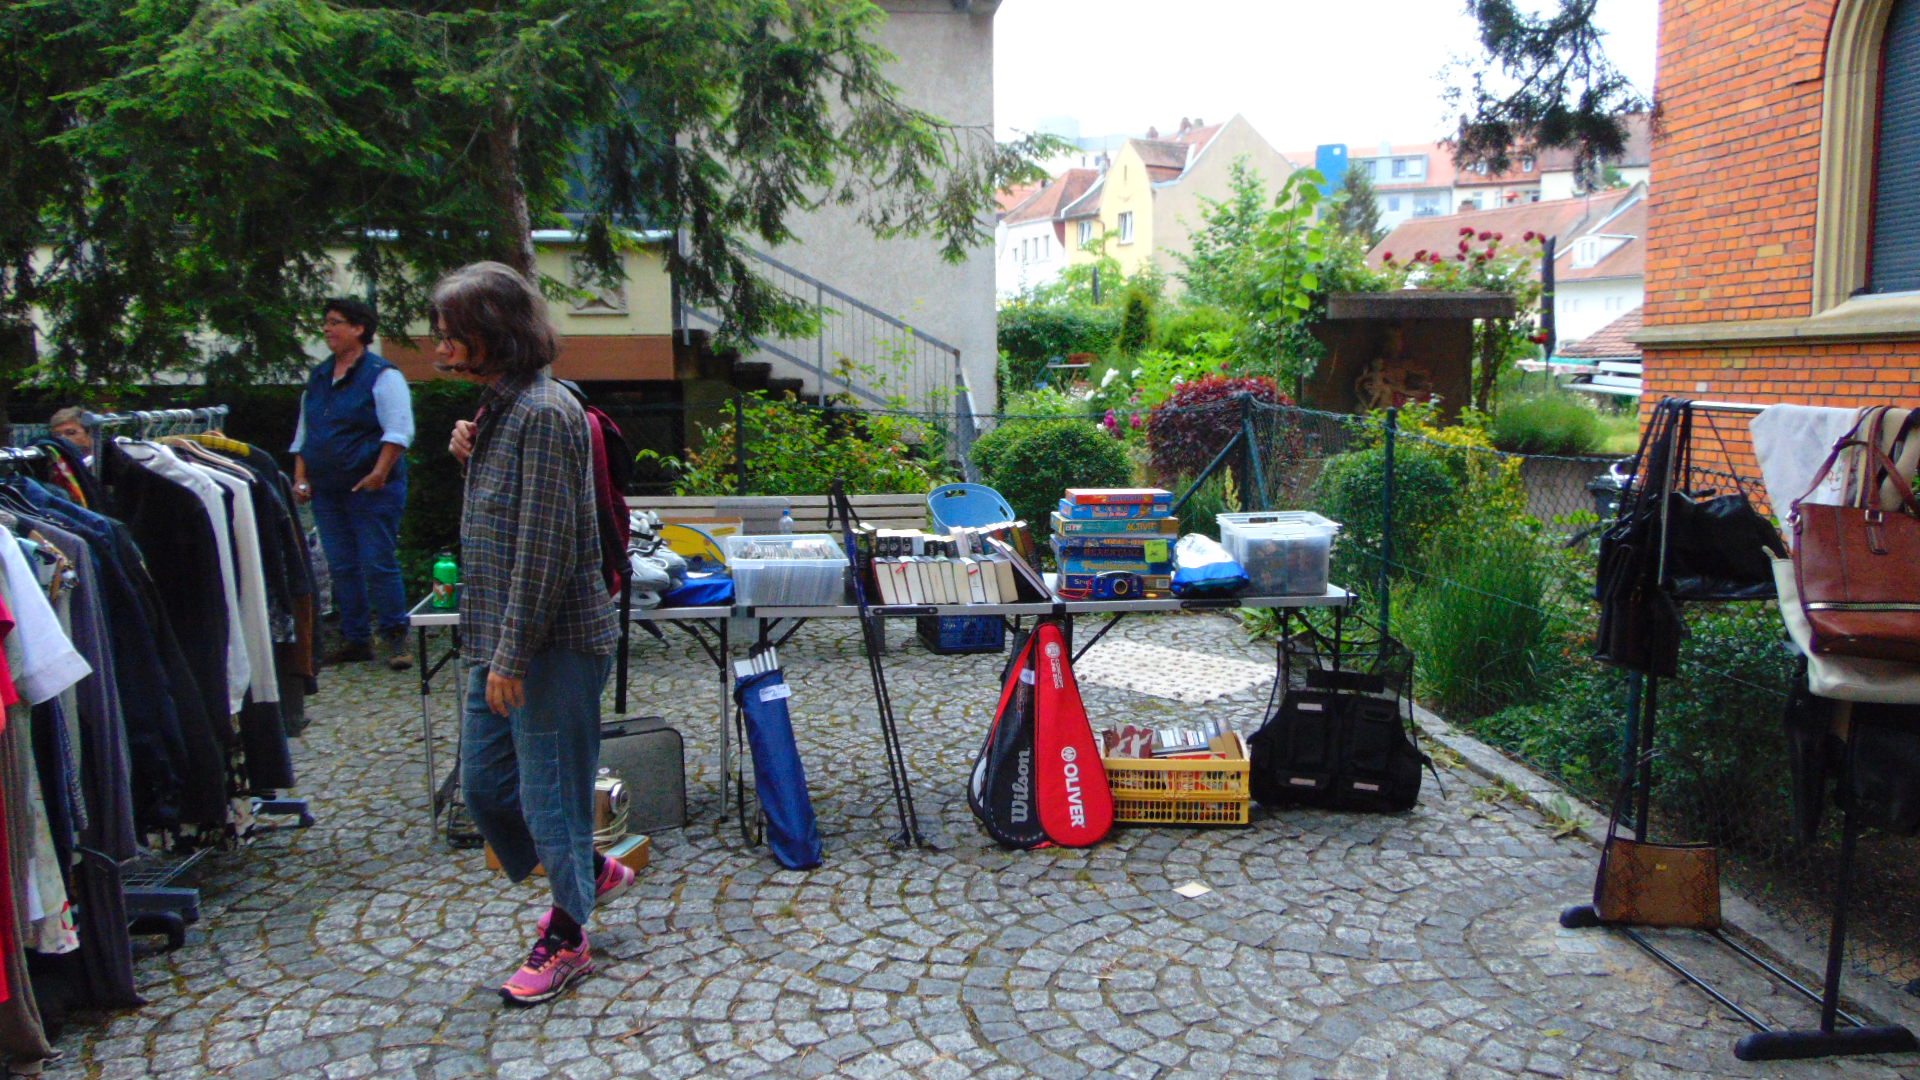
[1217,513,1339,597]
[721,534,849,607]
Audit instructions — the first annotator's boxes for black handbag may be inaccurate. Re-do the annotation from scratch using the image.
[1662,408,1786,601]
[1594,399,1687,674]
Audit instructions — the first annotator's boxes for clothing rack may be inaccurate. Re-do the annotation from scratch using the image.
[1561,397,1917,1062]
[89,406,230,436]
[52,405,316,950]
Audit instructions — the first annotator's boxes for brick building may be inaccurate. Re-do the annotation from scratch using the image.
[1638,0,1920,416]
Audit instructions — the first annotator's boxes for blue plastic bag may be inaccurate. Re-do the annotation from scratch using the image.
[1172,534,1248,597]
[661,572,733,607]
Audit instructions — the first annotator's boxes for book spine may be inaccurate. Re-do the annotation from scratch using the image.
[1063,488,1172,505]
[1050,513,1180,535]
[1056,499,1172,520]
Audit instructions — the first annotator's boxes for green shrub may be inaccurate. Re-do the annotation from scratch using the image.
[1172,469,1241,542]
[981,421,1132,537]
[1403,521,1558,717]
[1151,303,1239,355]
[642,393,954,497]
[1489,393,1604,455]
[1311,439,1461,575]
[996,304,1120,397]
[1116,285,1153,356]
[970,389,1093,480]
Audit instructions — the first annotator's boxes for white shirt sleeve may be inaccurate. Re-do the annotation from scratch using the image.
[0,527,91,705]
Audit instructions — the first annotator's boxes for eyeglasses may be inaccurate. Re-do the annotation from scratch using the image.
[322,317,352,328]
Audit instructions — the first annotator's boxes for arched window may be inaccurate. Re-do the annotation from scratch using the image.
[1870,0,1920,292]
[1814,0,1920,309]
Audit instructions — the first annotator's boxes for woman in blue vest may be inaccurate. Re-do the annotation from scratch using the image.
[291,297,417,671]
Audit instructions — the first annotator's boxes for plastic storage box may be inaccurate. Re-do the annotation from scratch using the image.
[721,534,849,607]
[1217,511,1340,596]
[915,615,1007,655]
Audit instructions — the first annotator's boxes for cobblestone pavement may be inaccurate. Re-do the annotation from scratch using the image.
[42,612,1920,1079]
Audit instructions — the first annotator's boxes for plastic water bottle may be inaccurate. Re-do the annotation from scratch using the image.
[431,552,459,608]
[778,508,795,534]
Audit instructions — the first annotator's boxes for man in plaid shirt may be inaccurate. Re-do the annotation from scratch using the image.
[439,262,627,1006]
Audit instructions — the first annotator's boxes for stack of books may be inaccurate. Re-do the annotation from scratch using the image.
[1051,488,1178,598]
[849,523,1047,605]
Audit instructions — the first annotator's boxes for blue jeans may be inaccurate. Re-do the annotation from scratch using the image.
[310,481,408,642]
[461,648,611,924]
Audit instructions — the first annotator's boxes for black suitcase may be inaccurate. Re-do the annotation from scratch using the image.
[601,716,688,832]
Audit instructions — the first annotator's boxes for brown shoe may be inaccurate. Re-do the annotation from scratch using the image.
[384,630,414,672]
[325,640,374,665]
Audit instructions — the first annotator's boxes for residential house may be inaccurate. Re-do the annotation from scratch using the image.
[1064,115,1296,283]
[1368,185,1647,348]
[1302,118,1651,228]
[996,168,1102,297]
[1341,144,1459,230]
[1535,114,1653,201]
[1637,0,1920,416]
[386,1,1008,414]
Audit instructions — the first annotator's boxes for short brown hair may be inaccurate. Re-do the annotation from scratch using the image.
[48,406,88,430]
[428,262,558,379]
[323,297,378,346]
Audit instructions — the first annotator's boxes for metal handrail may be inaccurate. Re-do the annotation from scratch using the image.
[743,248,962,358]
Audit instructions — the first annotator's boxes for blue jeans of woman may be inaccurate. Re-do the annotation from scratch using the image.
[309,481,408,642]
[461,648,611,924]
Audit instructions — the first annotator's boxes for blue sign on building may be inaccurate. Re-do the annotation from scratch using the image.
[1314,145,1348,195]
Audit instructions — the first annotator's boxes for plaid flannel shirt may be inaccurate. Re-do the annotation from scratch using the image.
[460,373,617,678]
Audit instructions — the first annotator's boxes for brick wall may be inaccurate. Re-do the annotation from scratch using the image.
[1643,0,1920,413]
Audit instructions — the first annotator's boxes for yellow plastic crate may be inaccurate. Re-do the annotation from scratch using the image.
[1103,732,1251,826]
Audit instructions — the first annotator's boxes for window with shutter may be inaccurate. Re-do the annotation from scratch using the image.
[1870,0,1920,292]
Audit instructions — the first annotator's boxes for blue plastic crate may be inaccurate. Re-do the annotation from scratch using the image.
[916,615,1006,655]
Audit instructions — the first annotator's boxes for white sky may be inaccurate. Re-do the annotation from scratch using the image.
[993,0,1660,154]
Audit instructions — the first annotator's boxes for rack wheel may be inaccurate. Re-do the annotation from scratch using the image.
[128,912,187,952]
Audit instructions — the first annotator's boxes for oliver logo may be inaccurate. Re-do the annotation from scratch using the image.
[1060,745,1085,827]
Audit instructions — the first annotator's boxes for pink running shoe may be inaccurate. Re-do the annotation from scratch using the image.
[536,858,636,935]
[499,933,593,1007]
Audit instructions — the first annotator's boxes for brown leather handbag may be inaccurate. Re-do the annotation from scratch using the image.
[1790,438,1920,664]
[1592,765,1722,930]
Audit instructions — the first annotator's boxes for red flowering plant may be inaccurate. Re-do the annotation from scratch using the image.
[1375,227,1545,411]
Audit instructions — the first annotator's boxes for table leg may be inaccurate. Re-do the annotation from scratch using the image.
[718,616,732,819]
[418,625,435,827]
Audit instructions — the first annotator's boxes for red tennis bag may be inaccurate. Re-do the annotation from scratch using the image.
[1030,620,1113,847]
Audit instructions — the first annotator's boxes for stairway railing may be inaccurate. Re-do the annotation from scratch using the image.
[675,247,978,472]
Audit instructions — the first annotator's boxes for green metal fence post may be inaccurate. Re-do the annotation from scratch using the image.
[1241,393,1268,511]
[1381,407,1398,638]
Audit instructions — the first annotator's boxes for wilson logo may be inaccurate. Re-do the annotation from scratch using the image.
[1009,748,1032,824]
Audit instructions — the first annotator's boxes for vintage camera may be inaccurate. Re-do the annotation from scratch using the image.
[1092,570,1145,601]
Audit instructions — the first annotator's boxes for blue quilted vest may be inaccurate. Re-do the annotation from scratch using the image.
[301,351,408,492]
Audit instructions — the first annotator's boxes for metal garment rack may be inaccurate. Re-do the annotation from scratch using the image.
[1559,397,1917,1062]
[87,404,314,946]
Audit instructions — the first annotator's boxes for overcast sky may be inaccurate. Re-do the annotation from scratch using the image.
[992,0,1660,154]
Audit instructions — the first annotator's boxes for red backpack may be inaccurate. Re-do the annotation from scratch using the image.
[557,380,635,598]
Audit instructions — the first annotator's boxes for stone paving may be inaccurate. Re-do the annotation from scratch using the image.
[40,611,1920,1079]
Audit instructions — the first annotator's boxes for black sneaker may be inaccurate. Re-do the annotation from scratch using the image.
[383,630,413,672]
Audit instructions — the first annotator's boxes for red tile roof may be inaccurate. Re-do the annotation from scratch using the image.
[1556,198,1646,281]
[996,181,1044,217]
[1061,177,1104,219]
[1367,188,1640,273]
[1003,169,1103,226]
[1533,114,1654,173]
[1557,306,1643,360]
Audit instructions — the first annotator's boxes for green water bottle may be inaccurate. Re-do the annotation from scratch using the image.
[431,552,459,609]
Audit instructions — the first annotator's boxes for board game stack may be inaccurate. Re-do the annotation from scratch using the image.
[1051,488,1178,598]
